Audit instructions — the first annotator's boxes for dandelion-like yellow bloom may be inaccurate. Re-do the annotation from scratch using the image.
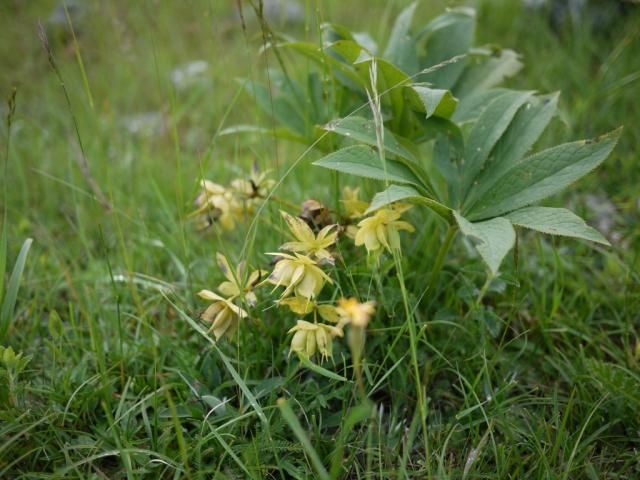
[354,205,414,254]
[266,253,332,299]
[198,290,248,341]
[280,211,337,264]
[336,297,376,328]
[215,253,266,307]
[341,186,369,219]
[288,320,343,361]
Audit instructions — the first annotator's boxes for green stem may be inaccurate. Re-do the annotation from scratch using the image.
[393,249,432,478]
[426,226,457,294]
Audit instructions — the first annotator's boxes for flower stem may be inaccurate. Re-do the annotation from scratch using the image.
[426,225,457,293]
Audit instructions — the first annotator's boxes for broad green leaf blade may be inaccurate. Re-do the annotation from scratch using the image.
[407,85,458,119]
[383,1,419,75]
[463,93,559,211]
[243,80,306,136]
[454,48,523,98]
[323,116,416,161]
[505,207,610,245]
[454,212,515,275]
[461,90,534,197]
[432,121,465,207]
[0,238,33,341]
[366,184,453,224]
[416,7,476,89]
[313,145,425,189]
[468,128,622,221]
[278,398,330,480]
[163,294,267,424]
[452,88,510,124]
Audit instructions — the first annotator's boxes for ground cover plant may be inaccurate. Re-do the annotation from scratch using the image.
[1,1,639,478]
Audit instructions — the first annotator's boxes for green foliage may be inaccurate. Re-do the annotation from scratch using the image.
[0,238,33,341]
[316,86,620,275]
[234,5,520,148]
[0,1,638,479]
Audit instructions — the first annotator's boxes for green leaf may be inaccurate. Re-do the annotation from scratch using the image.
[219,124,306,143]
[297,355,350,382]
[463,92,559,211]
[455,48,523,97]
[353,56,411,127]
[406,85,458,119]
[366,184,453,224]
[383,1,419,74]
[329,401,373,478]
[0,216,6,302]
[417,7,476,89]
[468,128,622,221]
[323,116,416,161]
[452,88,510,123]
[313,145,425,189]
[0,238,33,341]
[505,207,610,245]
[462,90,534,196]
[454,212,515,275]
[276,41,364,89]
[243,79,306,136]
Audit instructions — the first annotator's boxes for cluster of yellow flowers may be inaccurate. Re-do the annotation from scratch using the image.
[192,166,274,231]
[342,187,416,256]
[196,184,415,362]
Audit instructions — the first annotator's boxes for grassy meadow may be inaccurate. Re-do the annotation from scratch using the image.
[1,0,639,478]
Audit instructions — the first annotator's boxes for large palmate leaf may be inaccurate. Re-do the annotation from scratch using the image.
[468,128,622,221]
[506,207,610,245]
[460,90,534,198]
[312,145,426,191]
[454,212,515,276]
[463,92,559,210]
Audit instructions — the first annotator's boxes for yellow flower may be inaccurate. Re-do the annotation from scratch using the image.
[354,205,414,253]
[230,165,275,200]
[341,186,369,219]
[193,180,243,231]
[280,211,337,264]
[336,297,376,328]
[197,290,248,341]
[266,253,332,299]
[288,320,343,361]
[215,253,266,307]
[278,296,340,323]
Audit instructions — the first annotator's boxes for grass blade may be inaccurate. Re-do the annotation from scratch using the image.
[163,293,267,424]
[297,354,351,383]
[278,398,330,480]
[0,238,33,341]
